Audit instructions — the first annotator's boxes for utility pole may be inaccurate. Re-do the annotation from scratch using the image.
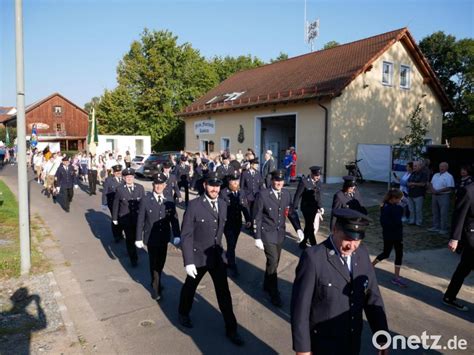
[304,0,320,52]
[15,0,31,275]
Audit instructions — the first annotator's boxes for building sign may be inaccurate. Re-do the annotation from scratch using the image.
[28,122,49,130]
[194,120,215,135]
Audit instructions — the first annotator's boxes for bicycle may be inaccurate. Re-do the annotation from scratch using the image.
[345,159,364,184]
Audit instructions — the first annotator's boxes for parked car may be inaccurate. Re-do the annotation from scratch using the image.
[131,154,149,171]
[141,152,180,178]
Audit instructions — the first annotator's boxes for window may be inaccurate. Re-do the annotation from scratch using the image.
[221,137,230,152]
[382,61,393,86]
[400,65,411,89]
[56,123,63,131]
[53,106,63,116]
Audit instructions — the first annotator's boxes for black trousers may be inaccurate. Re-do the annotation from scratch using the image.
[178,180,189,204]
[122,224,138,263]
[148,244,168,295]
[263,242,282,297]
[107,205,123,241]
[88,170,98,194]
[179,262,237,334]
[62,187,74,211]
[444,246,474,300]
[302,208,317,246]
[224,227,241,266]
[376,239,404,266]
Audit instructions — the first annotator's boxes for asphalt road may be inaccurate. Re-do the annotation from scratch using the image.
[1,165,472,354]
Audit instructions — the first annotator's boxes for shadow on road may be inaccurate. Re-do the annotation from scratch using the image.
[83,208,277,354]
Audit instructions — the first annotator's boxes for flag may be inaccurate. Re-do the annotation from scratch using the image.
[30,124,38,148]
[5,125,10,146]
[87,108,99,154]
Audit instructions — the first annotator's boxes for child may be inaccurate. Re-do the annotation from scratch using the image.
[372,188,407,287]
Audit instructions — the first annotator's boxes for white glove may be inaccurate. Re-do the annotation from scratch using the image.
[185,264,198,279]
[318,208,325,216]
[56,187,61,193]
[255,239,264,250]
[135,240,144,248]
[173,237,181,246]
[74,184,79,189]
[101,204,108,211]
[296,229,305,243]
[112,220,118,225]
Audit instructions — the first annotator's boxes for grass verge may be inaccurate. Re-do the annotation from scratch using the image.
[0,179,51,280]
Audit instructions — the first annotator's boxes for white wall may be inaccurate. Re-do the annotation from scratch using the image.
[96,135,151,157]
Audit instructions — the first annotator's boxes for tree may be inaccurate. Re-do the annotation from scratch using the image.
[323,41,340,50]
[84,96,100,113]
[398,103,429,159]
[94,29,218,150]
[210,54,264,82]
[270,52,289,63]
[419,32,474,138]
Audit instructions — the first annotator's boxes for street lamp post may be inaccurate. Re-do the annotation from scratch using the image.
[15,0,31,275]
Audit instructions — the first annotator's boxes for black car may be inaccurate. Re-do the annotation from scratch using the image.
[140,152,180,178]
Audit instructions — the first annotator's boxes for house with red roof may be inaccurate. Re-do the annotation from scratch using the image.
[2,93,88,151]
[179,28,451,182]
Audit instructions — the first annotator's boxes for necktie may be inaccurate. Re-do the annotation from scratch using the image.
[211,201,217,214]
[277,191,281,201]
[342,256,351,274]
[158,196,162,205]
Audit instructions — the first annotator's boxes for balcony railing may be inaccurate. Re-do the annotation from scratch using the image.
[37,131,67,137]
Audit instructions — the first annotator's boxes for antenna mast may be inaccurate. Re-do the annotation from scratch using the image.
[304,0,319,52]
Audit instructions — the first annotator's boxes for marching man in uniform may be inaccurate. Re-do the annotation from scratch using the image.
[135,173,181,301]
[102,164,124,242]
[162,161,181,203]
[112,168,145,267]
[291,208,388,355]
[253,169,304,307]
[292,166,324,249]
[219,170,252,277]
[55,156,79,213]
[178,171,244,346]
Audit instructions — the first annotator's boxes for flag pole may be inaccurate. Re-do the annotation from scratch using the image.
[15,0,31,275]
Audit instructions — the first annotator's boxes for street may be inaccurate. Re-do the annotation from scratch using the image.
[1,165,473,354]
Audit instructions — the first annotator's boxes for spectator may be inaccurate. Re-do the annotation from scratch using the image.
[105,153,117,175]
[235,149,244,163]
[289,146,297,183]
[372,188,407,287]
[283,149,293,186]
[428,162,454,234]
[407,160,429,226]
[261,150,276,188]
[392,162,413,222]
[455,165,473,200]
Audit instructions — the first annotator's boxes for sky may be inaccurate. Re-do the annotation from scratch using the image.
[0,0,472,108]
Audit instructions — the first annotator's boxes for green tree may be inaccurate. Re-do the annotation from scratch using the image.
[84,96,100,113]
[270,52,289,63]
[323,41,340,50]
[210,54,264,82]
[398,103,429,159]
[94,29,218,150]
[419,32,474,138]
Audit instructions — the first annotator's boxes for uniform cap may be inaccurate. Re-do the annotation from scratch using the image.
[153,173,168,184]
[249,158,259,164]
[122,167,135,176]
[343,175,357,187]
[271,169,286,181]
[205,171,222,186]
[228,170,240,181]
[309,166,322,175]
[180,155,187,162]
[112,164,122,172]
[61,156,69,162]
[333,208,371,240]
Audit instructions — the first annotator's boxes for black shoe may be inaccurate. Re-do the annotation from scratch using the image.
[153,292,162,302]
[271,294,283,307]
[226,332,244,346]
[65,209,70,213]
[179,314,193,328]
[443,297,469,311]
[299,241,308,250]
